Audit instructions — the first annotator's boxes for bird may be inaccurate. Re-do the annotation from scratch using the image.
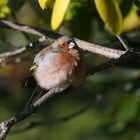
[30,35,86,93]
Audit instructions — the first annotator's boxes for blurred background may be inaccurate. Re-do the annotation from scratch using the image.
[0,0,140,140]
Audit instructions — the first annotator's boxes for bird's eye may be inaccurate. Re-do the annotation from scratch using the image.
[68,41,76,49]
[62,43,65,46]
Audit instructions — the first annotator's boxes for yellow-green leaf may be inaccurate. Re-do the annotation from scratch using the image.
[0,0,10,18]
[38,0,49,10]
[94,0,123,35]
[51,0,70,30]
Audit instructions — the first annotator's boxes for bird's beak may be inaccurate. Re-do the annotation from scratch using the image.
[68,42,76,49]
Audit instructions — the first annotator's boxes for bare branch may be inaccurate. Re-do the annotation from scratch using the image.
[11,101,94,134]
[87,50,139,75]
[0,38,47,64]
[75,38,125,58]
[0,88,57,140]
[0,47,26,62]
[0,20,46,38]
[0,20,126,59]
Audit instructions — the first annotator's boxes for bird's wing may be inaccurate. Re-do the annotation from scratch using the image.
[30,46,53,71]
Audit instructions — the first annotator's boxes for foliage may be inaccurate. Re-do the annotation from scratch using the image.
[0,0,10,18]
[94,0,123,35]
[51,0,71,30]
[0,0,140,140]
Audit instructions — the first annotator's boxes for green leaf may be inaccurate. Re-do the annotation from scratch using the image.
[0,0,10,18]
[94,0,123,35]
[0,0,8,5]
[1,5,10,14]
[51,0,71,30]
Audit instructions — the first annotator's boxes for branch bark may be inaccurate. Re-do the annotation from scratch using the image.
[87,50,140,75]
[0,20,126,59]
[0,88,58,140]
[11,101,94,134]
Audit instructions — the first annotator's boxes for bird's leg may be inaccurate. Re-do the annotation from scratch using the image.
[24,86,40,109]
[22,73,34,88]
[33,88,59,108]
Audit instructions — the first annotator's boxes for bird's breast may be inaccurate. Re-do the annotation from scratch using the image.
[34,50,81,90]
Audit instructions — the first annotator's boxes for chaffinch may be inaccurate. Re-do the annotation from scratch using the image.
[30,36,85,93]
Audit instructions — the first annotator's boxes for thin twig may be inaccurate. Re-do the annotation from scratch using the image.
[117,36,130,51]
[0,37,48,64]
[0,47,26,62]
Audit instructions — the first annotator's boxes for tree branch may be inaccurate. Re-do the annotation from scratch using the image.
[0,20,126,59]
[0,37,48,64]
[11,101,94,134]
[87,50,140,75]
[0,88,58,140]
[0,47,26,63]
[0,20,47,38]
